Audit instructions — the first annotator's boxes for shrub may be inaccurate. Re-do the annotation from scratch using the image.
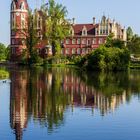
[79,46,130,71]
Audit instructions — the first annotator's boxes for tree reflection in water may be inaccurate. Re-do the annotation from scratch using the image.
[9,67,140,139]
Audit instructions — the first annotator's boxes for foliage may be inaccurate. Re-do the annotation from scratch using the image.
[126,27,140,57]
[105,33,125,49]
[127,34,140,55]
[87,46,129,71]
[5,46,10,61]
[76,34,130,71]
[21,49,43,65]
[127,27,133,42]
[0,69,9,79]
[0,43,6,61]
[43,0,70,55]
[20,10,41,65]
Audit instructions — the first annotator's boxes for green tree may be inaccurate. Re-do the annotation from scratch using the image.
[105,33,114,48]
[21,10,42,64]
[127,27,133,42]
[0,43,6,61]
[105,33,125,49]
[127,34,140,55]
[78,46,130,71]
[5,46,10,61]
[44,0,70,55]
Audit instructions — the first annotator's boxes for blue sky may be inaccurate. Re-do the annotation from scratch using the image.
[0,0,140,45]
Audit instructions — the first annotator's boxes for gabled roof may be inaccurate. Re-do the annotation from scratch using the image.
[72,24,98,36]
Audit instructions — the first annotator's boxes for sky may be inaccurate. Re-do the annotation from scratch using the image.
[0,0,140,45]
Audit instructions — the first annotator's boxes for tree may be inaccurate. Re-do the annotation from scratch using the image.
[5,46,10,61]
[86,46,130,71]
[0,43,6,61]
[105,33,114,48]
[127,34,140,55]
[21,10,42,64]
[105,33,125,49]
[127,27,133,42]
[44,0,70,56]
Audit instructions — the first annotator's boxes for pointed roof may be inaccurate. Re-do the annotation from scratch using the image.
[11,0,28,10]
[72,24,98,36]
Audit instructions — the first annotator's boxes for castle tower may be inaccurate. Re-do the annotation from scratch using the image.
[10,0,29,61]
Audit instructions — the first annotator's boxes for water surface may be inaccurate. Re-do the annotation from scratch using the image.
[0,66,140,140]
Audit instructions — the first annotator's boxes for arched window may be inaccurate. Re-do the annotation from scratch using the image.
[20,2,25,10]
[11,1,16,11]
[21,14,25,28]
[37,16,42,29]
[11,14,16,29]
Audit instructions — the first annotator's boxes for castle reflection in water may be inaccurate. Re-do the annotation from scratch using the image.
[9,67,140,140]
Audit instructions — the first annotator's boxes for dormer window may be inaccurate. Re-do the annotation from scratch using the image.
[82,26,87,36]
[20,2,25,10]
[11,1,16,11]
[70,27,74,36]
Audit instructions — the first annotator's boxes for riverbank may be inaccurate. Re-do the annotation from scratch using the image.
[1,56,140,71]
[130,61,140,69]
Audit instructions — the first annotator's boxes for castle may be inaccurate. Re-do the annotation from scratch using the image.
[10,0,127,61]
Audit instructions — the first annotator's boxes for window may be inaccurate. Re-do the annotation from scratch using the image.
[21,14,25,28]
[21,20,25,28]
[92,38,96,44]
[11,39,15,45]
[100,30,102,34]
[99,38,103,44]
[61,48,64,54]
[85,48,89,54]
[11,1,16,11]
[87,48,91,53]
[82,48,86,54]
[103,30,105,34]
[11,31,15,36]
[11,47,16,54]
[72,48,76,54]
[77,48,81,54]
[87,39,91,45]
[82,39,86,44]
[66,48,70,54]
[82,26,87,36]
[72,39,76,44]
[70,27,74,36]
[38,31,41,37]
[96,30,99,35]
[11,14,16,28]
[66,39,70,44]
[37,17,42,29]
[77,38,81,44]
[20,2,25,10]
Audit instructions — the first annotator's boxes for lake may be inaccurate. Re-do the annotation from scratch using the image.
[0,66,140,140]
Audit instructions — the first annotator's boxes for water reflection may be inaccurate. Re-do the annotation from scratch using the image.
[9,67,140,139]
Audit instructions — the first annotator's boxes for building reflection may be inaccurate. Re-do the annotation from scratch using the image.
[10,69,28,140]
[9,67,140,139]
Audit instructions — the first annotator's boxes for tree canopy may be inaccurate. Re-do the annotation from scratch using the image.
[44,0,70,55]
[127,34,140,55]
[126,27,133,42]
[0,43,6,61]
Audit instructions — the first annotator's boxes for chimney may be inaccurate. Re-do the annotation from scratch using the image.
[93,17,96,25]
[72,18,75,25]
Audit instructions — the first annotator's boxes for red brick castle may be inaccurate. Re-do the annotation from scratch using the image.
[10,0,127,61]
